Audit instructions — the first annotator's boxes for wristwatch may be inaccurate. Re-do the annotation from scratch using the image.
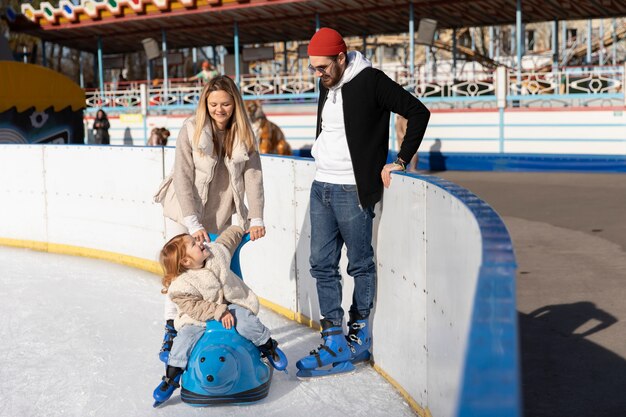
[393,158,406,171]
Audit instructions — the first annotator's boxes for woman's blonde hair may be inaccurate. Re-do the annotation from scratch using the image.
[159,234,191,294]
[192,75,256,158]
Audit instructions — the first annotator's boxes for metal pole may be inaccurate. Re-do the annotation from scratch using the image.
[315,13,320,31]
[283,41,288,74]
[192,47,198,75]
[561,20,567,65]
[489,26,494,59]
[41,41,47,67]
[161,29,168,104]
[452,28,457,79]
[495,27,500,61]
[79,51,84,88]
[612,18,617,65]
[234,22,240,87]
[97,36,104,95]
[552,20,559,72]
[426,46,430,82]
[516,0,522,83]
[471,27,476,76]
[409,2,415,77]
[586,19,592,64]
[598,19,604,65]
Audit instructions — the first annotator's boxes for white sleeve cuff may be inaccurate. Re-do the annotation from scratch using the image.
[183,215,204,235]
[249,218,264,228]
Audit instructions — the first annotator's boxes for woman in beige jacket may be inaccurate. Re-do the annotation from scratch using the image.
[154,75,266,360]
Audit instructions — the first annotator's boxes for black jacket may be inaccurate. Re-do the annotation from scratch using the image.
[316,67,430,208]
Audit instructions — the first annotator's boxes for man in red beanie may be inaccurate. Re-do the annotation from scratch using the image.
[296,27,430,378]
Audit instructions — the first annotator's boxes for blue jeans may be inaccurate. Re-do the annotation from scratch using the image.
[309,180,377,326]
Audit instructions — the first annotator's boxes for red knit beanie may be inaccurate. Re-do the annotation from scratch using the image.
[307,27,347,56]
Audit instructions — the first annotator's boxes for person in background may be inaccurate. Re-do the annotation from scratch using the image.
[148,127,171,146]
[187,60,219,83]
[295,28,430,378]
[93,109,110,145]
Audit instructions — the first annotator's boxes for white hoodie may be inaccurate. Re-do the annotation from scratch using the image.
[311,51,372,184]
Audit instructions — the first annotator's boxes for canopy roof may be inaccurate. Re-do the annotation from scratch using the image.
[6,0,626,55]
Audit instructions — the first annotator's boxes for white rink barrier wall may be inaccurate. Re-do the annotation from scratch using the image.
[0,145,519,417]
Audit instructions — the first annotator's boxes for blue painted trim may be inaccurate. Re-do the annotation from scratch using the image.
[419,96,495,103]
[413,151,626,172]
[395,169,520,417]
[428,124,500,128]
[508,92,623,101]
[505,138,626,142]
[505,123,626,127]
[422,137,500,141]
[241,93,319,101]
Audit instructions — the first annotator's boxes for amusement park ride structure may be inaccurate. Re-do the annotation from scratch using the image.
[2,0,626,156]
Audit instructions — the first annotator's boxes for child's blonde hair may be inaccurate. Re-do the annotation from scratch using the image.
[159,234,191,294]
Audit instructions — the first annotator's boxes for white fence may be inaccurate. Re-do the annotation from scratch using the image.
[0,146,518,417]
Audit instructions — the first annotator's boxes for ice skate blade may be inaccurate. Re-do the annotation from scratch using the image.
[295,361,355,379]
[153,401,164,408]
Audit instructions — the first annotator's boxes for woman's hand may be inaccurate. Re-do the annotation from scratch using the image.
[220,310,234,329]
[191,229,210,244]
[248,226,266,241]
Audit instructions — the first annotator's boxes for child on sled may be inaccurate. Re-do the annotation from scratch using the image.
[153,225,287,405]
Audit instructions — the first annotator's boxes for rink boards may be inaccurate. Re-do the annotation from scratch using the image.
[0,145,519,417]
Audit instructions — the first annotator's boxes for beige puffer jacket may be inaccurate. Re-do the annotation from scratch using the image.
[168,226,259,331]
[153,116,264,230]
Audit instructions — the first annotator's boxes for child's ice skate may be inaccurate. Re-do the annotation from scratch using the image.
[158,320,177,363]
[296,319,354,378]
[152,366,183,407]
[259,338,288,372]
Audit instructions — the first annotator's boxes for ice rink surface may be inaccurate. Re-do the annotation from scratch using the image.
[0,246,415,417]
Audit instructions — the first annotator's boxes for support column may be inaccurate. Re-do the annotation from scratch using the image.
[97,36,104,94]
[161,29,168,104]
[598,19,604,65]
[79,51,84,88]
[452,28,457,79]
[561,20,567,65]
[192,47,198,75]
[471,27,476,75]
[515,0,522,83]
[612,19,617,65]
[283,41,288,73]
[42,41,47,67]
[234,22,240,87]
[489,26,494,59]
[552,20,559,72]
[409,2,415,77]
[586,19,592,64]
[496,66,507,153]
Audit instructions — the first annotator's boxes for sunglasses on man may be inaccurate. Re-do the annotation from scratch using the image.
[308,56,338,76]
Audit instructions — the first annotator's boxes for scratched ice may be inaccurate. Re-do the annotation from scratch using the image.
[0,246,415,417]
